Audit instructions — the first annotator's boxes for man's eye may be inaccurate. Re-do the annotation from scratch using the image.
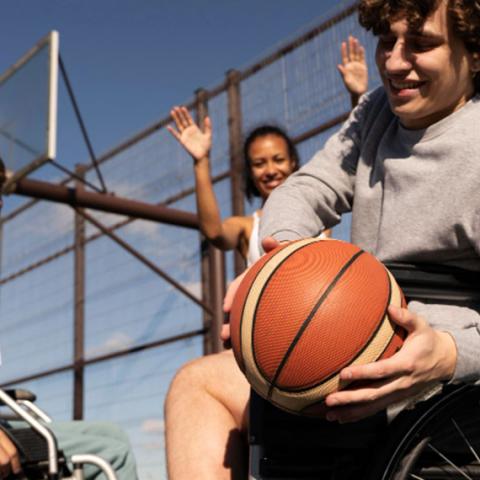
[411,41,434,52]
[379,37,395,49]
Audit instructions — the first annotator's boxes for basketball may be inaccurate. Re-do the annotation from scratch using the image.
[229,238,406,416]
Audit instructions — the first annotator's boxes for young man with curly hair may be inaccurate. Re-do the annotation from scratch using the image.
[165,1,480,478]
[259,0,480,420]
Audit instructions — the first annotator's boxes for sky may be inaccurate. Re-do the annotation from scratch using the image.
[0,0,347,157]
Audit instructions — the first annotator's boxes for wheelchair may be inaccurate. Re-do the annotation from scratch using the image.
[248,262,480,479]
[0,388,118,480]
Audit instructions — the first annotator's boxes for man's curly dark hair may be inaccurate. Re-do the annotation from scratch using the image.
[359,0,480,91]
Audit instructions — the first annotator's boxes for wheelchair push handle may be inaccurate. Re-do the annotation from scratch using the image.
[1,389,37,403]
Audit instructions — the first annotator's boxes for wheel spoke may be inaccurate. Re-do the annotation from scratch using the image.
[427,443,473,480]
[452,418,480,464]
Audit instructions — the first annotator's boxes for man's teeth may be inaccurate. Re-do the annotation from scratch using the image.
[391,80,423,89]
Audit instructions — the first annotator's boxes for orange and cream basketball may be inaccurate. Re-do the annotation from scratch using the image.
[230,238,406,415]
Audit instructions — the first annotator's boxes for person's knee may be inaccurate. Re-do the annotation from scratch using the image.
[165,356,215,413]
[165,351,250,425]
[167,358,206,400]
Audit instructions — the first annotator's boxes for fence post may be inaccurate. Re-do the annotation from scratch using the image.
[73,164,86,420]
[226,69,246,276]
[207,244,226,354]
[195,89,212,355]
[195,89,227,354]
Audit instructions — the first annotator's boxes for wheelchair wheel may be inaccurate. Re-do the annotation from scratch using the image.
[373,385,480,480]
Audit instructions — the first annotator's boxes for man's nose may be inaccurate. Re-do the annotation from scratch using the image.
[385,42,412,74]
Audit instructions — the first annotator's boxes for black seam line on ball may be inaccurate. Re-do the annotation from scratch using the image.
[267,249,365,399]
[252,241,318,382]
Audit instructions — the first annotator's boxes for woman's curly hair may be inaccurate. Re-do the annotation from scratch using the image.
[359,0,480,91]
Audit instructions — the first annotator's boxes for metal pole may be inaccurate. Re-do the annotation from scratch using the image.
[59,56,107,193]
[195,88,215,355]
[73,165,86,420]
[208,244,226,354]
[226,69,246,275]
[12,177,199,229]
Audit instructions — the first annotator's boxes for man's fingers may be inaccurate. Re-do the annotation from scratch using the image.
[220,323,231,342]
[261,236,281,253]
[326,374,410,407]
[223,271,247,313]
[339,353,414,383]
[388,305,424,333]
[326,389,412,423]
[0,430,21,475]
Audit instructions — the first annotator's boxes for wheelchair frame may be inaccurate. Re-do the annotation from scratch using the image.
[0,389,118,480]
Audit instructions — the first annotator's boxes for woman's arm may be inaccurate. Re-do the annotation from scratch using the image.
[168,107,246,251]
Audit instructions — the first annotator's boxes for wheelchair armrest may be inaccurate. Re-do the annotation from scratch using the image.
[2,389,37,403]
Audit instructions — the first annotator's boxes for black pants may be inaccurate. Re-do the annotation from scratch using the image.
[250,391,389,479]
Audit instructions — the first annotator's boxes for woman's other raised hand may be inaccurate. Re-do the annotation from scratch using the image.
[338,36,369,105]
[168,106,212,163]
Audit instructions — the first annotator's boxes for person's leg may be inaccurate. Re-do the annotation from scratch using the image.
[165,349,250,480]
[50,421,138,480]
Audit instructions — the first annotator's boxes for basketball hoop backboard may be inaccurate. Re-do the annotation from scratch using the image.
[0,31,58,194]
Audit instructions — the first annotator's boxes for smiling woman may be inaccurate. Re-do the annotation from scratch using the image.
[167,108,303,265]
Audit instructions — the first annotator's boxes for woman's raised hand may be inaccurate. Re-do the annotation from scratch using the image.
[338,35,369,99]
[168,106,212,163]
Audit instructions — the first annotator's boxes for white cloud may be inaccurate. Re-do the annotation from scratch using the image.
[85,331,134,357]
[20,202,73,238]
[141,418,165,434]
[182,281,201,298]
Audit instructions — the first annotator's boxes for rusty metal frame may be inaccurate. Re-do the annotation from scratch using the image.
[226,69,246,276]
[73,165,86,419]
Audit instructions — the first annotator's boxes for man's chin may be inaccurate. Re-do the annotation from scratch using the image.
[388,100,424,125]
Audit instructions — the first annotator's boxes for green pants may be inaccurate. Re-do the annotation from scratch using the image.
[51,421,138,480]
